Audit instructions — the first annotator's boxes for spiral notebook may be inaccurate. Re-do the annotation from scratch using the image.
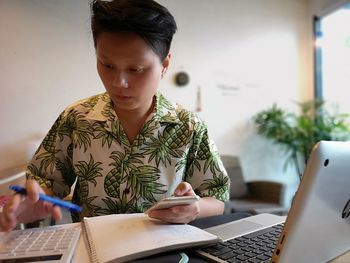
[81,213,222,263]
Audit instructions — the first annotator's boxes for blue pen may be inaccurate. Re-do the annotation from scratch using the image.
[9,185,82,213]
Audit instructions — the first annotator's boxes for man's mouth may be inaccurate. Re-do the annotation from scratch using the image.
[115,94,132,100]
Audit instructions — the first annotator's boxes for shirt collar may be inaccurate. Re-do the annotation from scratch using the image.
[154,92,181,125]
[85,93,115,122]
[85,92,181,125]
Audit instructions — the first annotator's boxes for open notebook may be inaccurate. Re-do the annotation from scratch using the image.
[81,213,222,263]
[195,140,350,263]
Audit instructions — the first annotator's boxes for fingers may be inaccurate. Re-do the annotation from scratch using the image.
[174,182,195,196]
[151,182,199,223]
[6,193,23,214]
[25,179,42,202]
[0,181,63,231]
[50,206,62,221]
[25,180,61,219]
[149,203,199,224]
[149,209,196,224]
[0,212,17,232]
[0,194,22,232]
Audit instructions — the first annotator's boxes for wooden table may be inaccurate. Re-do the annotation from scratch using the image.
[331,251,350,262]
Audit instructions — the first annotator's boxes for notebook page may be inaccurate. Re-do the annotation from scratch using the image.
[83,213,221,263]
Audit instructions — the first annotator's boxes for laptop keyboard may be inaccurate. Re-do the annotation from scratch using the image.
[0,224,81,263]
[197,223,284,263]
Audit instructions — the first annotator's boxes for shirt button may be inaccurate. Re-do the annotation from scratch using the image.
[124,188,130,194]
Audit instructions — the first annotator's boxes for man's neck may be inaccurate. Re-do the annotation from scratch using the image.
[114,99,155,143]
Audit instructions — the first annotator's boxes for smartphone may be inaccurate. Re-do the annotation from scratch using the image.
[145,195,200,214]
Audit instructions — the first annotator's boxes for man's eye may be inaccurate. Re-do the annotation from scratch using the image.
[130,68,144,73]
[105,64,113,69]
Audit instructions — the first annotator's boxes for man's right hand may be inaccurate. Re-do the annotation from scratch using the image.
[0,179,62,232]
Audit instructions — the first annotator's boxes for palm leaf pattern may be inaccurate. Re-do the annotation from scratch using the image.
[26,163,53,190]
[200,172,230,201]
[81,95,100,111]
[83,196,101,216]
[141,108,192,167]
[56,158,75,197]
[58,110,94,152]
[132,119,157,150]
[35,150,60,175]
[127,165,166,203]
[101,92,111,103]
[111,120,130,148]
[42,114,62,153]
[99,196,135,214]
[101,100,114,119]
[104,151,143,197]
[183,156,201,182]
[26,92,229,220]
[71,195,101,221]
[142,131,183,167]
[35,114,63,174]
[175,153,188,173]
[193,122,210,162]
[187,122,222,176]
[156,93,174,116]
[92,121,115,148]
[203,146,222,175]
[74,154,103,201]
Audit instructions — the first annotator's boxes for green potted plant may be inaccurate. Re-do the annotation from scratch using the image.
[253,100,350,180]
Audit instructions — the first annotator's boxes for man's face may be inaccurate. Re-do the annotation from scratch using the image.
[96,32,169,113]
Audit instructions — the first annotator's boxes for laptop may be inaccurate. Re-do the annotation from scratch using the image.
[196,140,350,263]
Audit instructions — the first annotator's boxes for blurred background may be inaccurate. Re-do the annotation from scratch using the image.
[1,0,349,211]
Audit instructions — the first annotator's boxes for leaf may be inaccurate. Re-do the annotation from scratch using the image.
[253,99,350,179]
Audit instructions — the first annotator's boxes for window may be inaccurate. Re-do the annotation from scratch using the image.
[314,3,350,113]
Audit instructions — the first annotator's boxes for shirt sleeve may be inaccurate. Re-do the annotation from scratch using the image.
[26,110,76,198]
[184,120,230,202]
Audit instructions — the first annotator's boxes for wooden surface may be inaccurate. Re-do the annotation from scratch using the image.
[331,250,350,262]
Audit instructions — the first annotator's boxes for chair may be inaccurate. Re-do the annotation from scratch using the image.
[221,155,288,215]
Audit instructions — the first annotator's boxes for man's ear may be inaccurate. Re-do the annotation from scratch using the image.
[161,53,171,77]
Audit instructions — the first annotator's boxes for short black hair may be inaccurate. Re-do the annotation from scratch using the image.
[91,0,177,61]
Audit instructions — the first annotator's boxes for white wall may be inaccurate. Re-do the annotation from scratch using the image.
[162,0,312,148]
[0,0,314,206]
[159,0,314,206]
[0,0,102,169]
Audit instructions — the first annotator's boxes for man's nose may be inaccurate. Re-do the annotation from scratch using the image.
[112,71,128,88]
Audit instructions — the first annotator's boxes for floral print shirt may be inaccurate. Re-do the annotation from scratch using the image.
[26,92,230,222]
